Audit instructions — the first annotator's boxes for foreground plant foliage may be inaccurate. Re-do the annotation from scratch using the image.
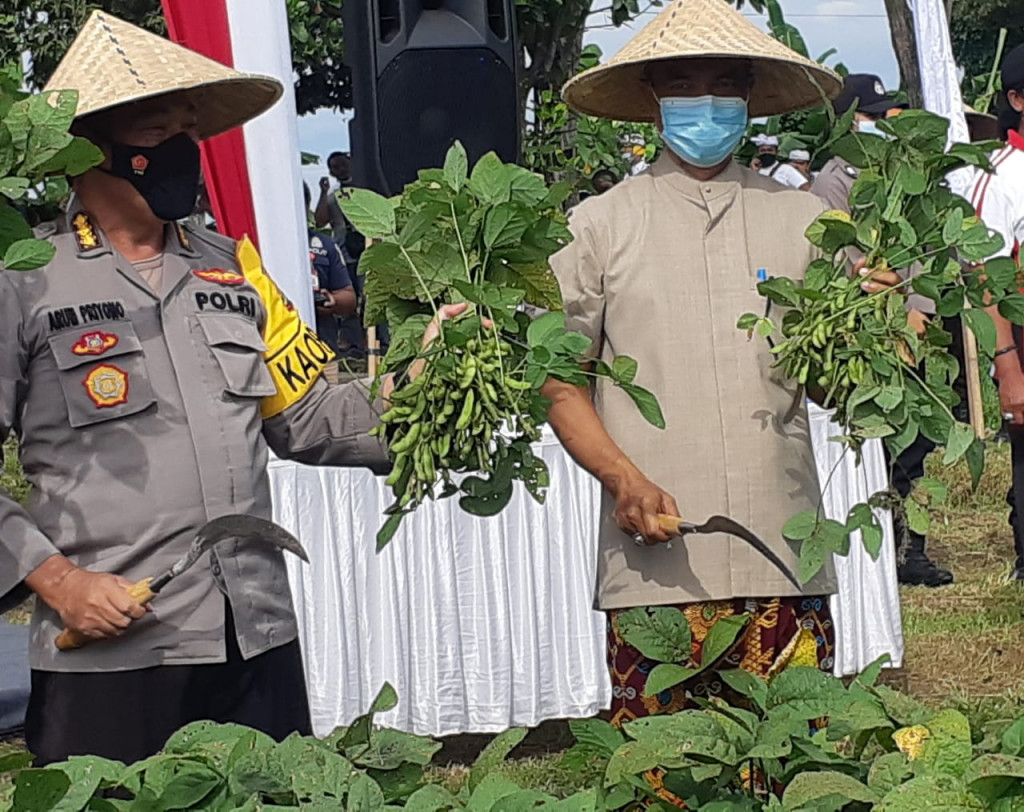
[739,109,1024,582]
[4,664,1023,810]
[341,144,663,549]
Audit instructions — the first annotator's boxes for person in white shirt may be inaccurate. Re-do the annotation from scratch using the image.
[763,148,812,190]
[968,44,1024,581]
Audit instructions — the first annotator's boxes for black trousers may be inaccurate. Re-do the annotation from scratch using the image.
[25,606,312,766]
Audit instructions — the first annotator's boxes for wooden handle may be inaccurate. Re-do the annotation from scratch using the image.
[55,578,156,652]
[657,515,685,536]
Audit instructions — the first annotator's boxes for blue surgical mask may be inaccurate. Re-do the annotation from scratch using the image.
[658,95,749,168]
[857,120,886,138]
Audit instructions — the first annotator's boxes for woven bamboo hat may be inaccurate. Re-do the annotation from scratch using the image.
[563,0,841,121]
[44,10,282,140]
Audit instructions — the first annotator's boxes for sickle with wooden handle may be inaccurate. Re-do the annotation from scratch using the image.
[655,514,803,591]
[55,514,308,651]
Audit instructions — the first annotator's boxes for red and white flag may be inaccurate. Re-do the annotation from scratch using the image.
[162,0,313,326]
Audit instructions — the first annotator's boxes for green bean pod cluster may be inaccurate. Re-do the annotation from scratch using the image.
[371,334,540,510]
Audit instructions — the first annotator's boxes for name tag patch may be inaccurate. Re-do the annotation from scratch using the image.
[194,269,245,286]
[72,331,119,356]
[83,364,129,408]
[195,292,258,318]
[47,301,127,333]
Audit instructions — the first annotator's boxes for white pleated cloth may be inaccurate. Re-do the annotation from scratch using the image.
[807,403,905,676]
[273,429,608,738]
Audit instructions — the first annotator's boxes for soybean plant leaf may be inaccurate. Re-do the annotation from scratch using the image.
[915,477,949,505]
[539,181,573,210]
[157,765,222,810]
[998,294,1024,326]
[860,522,883,560]
[507,167,549,207]
[904,499,930,536]
[942,208,964,245]
[1002,717,1024,756]
[737,313,759,331]
[483,204,532,248]
[0,177,28,200]
[619,383,665,429]
[783,771,879,808]
[40,136,104,177]
[339,188,397,238]
[895,164,927,196]
[699,614,749,668]
[782,510,818,542]
[799,536,829,583]
[443,141,468,192]
[13,769,71,812]
[0,751,32,773]
[614,606,692,662]
[468,729,527,791]
[643,663,700,697]
[468,152,511,204]
[719,670,768,711]
[3,238,55,271]
[376,512,405,551]
[965,438,985,491]
[612,356,638,384]
[943,422,975,466]
[757,276,801,306]
[527,311,565,347]
[963,308,996,355]
[0,201,33,255]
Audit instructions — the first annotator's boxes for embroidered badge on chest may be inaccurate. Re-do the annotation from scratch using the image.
[72,331,119,356]
[194,269,245,286]
[83,364,129,408]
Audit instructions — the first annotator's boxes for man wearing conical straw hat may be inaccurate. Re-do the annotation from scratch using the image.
[0,11,459,765]
[545,0,906,728]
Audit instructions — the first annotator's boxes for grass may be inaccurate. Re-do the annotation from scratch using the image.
[4,440,1024,797]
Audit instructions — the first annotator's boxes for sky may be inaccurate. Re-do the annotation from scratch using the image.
[297,0,899,188]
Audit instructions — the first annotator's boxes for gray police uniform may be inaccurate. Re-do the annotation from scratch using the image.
[0,211,386,674]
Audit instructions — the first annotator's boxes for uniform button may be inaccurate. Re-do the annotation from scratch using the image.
[212,560,222,576]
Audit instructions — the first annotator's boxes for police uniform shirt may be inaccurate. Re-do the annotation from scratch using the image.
[550,154,837,609]
[0,210,387,672]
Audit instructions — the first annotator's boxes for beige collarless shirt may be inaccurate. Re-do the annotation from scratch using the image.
[551,155,837,609]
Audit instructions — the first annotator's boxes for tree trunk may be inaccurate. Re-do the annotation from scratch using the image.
[883,0,924,108]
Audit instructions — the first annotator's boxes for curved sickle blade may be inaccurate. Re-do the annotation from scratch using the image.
[683,516,802,591]
[155,515,308,592]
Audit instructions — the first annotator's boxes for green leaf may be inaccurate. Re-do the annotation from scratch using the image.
[737,313,759,331]
[758,276,801,307]
[443,142,468,192]
[699,614,749,668]
[963,308,996,355]
[875,385,904,412]
[0,177,28,200]
[0,201,33,256]
[0,750,33,773]
[468,152,511,204]
[614,606,692,662]
[467,728,527,792]
[798,536,830,583]
[618,383,665,429]
[963,754,1024,798]
[782,510,818,542]
[783,771,879,809]
[40,136,104,177]
[611,356,638,385]
[943,208,965,245]
[483,204,533,249]
[568,718,625,757]
[875,773,984,811]
[998,294,1024,326]
[643,663,701,697]
[404,783,460,811]
[339,188,396,238]
[527,311,565,347]
[376,511,405,552]
[965,438,985,491]
[916,477,949,506]
[157,765,222,810]
[904,498,931,536]
[47,756,125,812]
[868,752,912,794]
[895,164,927,196]
[943,421,975,466]
[13,769,71,812]
[1002,717,1024,756]
[538,181,572,210]
[918,709,974,778]
[861,522,883,560]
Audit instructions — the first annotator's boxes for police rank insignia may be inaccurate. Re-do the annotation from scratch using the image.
[83,365,129,408]
[72,331,119,356]
[72,213,101,252]
[193,269,245,286]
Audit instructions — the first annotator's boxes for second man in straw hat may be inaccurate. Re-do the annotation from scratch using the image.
[544,0,907,726]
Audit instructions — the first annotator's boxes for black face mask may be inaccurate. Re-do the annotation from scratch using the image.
[105,133,201,222]
[758,153,778,169]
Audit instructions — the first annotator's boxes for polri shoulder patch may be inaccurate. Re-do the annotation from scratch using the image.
[72,213,102,253]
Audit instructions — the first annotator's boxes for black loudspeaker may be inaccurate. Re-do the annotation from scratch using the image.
[343,0,521,196]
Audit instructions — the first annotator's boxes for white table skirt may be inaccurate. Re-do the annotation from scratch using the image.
[274,416,905,737]
[273,430,608,738]
[808,404,905,676]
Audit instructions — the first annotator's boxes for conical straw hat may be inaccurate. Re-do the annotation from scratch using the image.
[563,0,841,122]
[44,10,283,140]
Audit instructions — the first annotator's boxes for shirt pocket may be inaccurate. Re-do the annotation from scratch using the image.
[197,313,278,398]
[47,321,156,429]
